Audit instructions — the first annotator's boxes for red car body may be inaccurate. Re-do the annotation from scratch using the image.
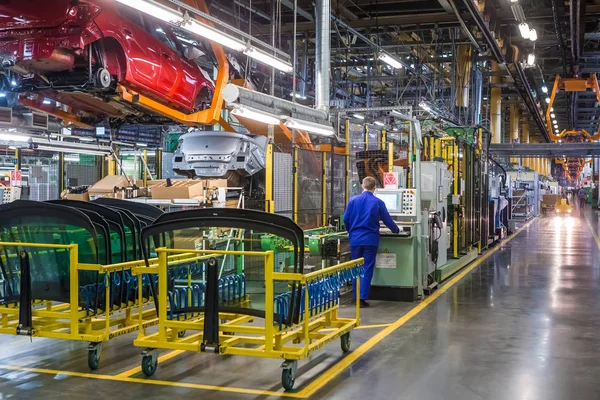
[0,0,214,115]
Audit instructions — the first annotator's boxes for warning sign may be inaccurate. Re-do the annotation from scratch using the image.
[383,172,398,189]
[376,253,396,269]
[9,169,22,187]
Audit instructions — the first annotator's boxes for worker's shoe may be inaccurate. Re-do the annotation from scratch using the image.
[360,300,370,308]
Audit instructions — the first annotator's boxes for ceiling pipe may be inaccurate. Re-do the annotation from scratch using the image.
[315,0,331,114]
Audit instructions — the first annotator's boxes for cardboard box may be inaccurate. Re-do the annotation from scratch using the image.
[173,236,203,250]
[89,175,133,196]
[66,192,90,201]
[150,179,204,200]
[542,194,560,206]
[205,179,228,189]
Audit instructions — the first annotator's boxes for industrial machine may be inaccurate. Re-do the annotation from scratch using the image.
[370,187,421,301]
[420,161,450,289]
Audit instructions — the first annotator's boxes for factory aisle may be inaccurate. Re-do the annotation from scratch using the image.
[317,210,600,400]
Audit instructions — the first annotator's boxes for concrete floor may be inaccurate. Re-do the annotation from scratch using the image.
[2,207,600,399]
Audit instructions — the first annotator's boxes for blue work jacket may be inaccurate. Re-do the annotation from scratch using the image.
[343,191,399,247]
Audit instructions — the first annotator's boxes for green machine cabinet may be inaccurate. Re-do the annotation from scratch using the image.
[370,234,419,301]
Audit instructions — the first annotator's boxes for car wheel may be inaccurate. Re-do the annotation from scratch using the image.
[95,68,111,89]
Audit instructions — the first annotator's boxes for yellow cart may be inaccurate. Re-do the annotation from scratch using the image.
[133,247,363,390]
[0,241,203,369]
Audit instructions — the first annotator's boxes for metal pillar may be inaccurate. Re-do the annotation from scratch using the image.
[265,143,274,213]
[509,104,519,164]
[490,61,502,144]
[521,123,530,168]
[59,153,65,192]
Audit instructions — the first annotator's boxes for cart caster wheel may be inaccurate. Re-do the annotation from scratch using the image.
[87,349,100,370]
[281,367,295,391]
[178,330,186,338]
[141,355,158,377]
[340,332,351,353]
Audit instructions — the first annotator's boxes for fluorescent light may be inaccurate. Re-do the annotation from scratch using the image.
[284,118,335,137]
[79,137,95,142]
[0,133,30,142]
[550,113,555,118]
[8,146,16,150]
[0,93,5,98]
[527,53,535,66]
[374,121,385,127]
[552,119,557,124]
[529,28,537,41]
[243,47,293,72]
[10,80,16,86]
[43,99,51,105]
[558,139,562,143]
[114,0,182,24]
[291,93,307,100]
[379,53,403,69]
[136,142,148,147]
[551,107,554,112]
[519,23,530,39]
[545,97,551,103]
[353,113,365,120]
[231,105,280,125]
[186,20,246,52]
[510,0,518,3]
[542,85,548,93]
[35,145,110,156]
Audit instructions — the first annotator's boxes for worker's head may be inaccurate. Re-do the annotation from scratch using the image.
[362,176,378,193]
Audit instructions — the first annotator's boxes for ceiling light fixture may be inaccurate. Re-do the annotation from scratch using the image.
[0,133,30,142]
[243,47,293,73]
[527,53,535,66]
[550,113,556,118]
[231,105,281,125]
[284,118,335,137]
[529,28,537,41]
[379,53,403,69]
[353,113,365,120]
[374,121,385,127]
[518,23,531,39]
[545,97,551,103]
[542,85,548,93]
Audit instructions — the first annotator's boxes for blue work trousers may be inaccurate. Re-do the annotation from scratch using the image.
[351,245,378,300]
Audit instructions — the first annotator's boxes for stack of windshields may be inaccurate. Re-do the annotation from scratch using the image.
[0,200,99,307]
[48,198,164,314]
[140,208,305,327]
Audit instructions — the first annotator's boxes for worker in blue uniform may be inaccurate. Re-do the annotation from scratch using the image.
[344,176,399,307]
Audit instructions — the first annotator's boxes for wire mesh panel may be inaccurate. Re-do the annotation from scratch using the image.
[273,145,293,219]
[65,154,101,187]
[297,146,323,229]
[22,152,60,201]
[331,153,346,218]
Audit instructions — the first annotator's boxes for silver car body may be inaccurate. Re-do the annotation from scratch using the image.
[173,131,268,178]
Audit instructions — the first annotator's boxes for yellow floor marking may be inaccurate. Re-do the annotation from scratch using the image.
[115,350,185,378]
[355,323,391,330]
[0,219,537,398]
[584,213,600,249]
[0,364,303,398]
[297,217,537,398]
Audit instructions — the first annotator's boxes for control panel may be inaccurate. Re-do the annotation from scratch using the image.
[374,188,418,217]
[400,190,416,216]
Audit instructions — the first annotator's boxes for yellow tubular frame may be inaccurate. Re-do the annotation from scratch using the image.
[0,242,210,342]
[133,248,363,361]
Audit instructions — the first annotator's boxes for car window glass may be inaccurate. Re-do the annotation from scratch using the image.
[149,21,179,53]
[116,4,145,29]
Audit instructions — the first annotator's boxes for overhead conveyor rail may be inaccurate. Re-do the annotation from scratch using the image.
[489,143,600,158]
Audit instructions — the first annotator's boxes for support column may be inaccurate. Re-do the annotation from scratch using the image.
[510,104,519,164]
[521,123,530,168]
[490,62,502,144]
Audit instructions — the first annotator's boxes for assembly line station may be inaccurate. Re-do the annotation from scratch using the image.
[1,0,600,398]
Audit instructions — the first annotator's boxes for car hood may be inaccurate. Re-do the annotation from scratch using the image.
[0,0,71,30]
